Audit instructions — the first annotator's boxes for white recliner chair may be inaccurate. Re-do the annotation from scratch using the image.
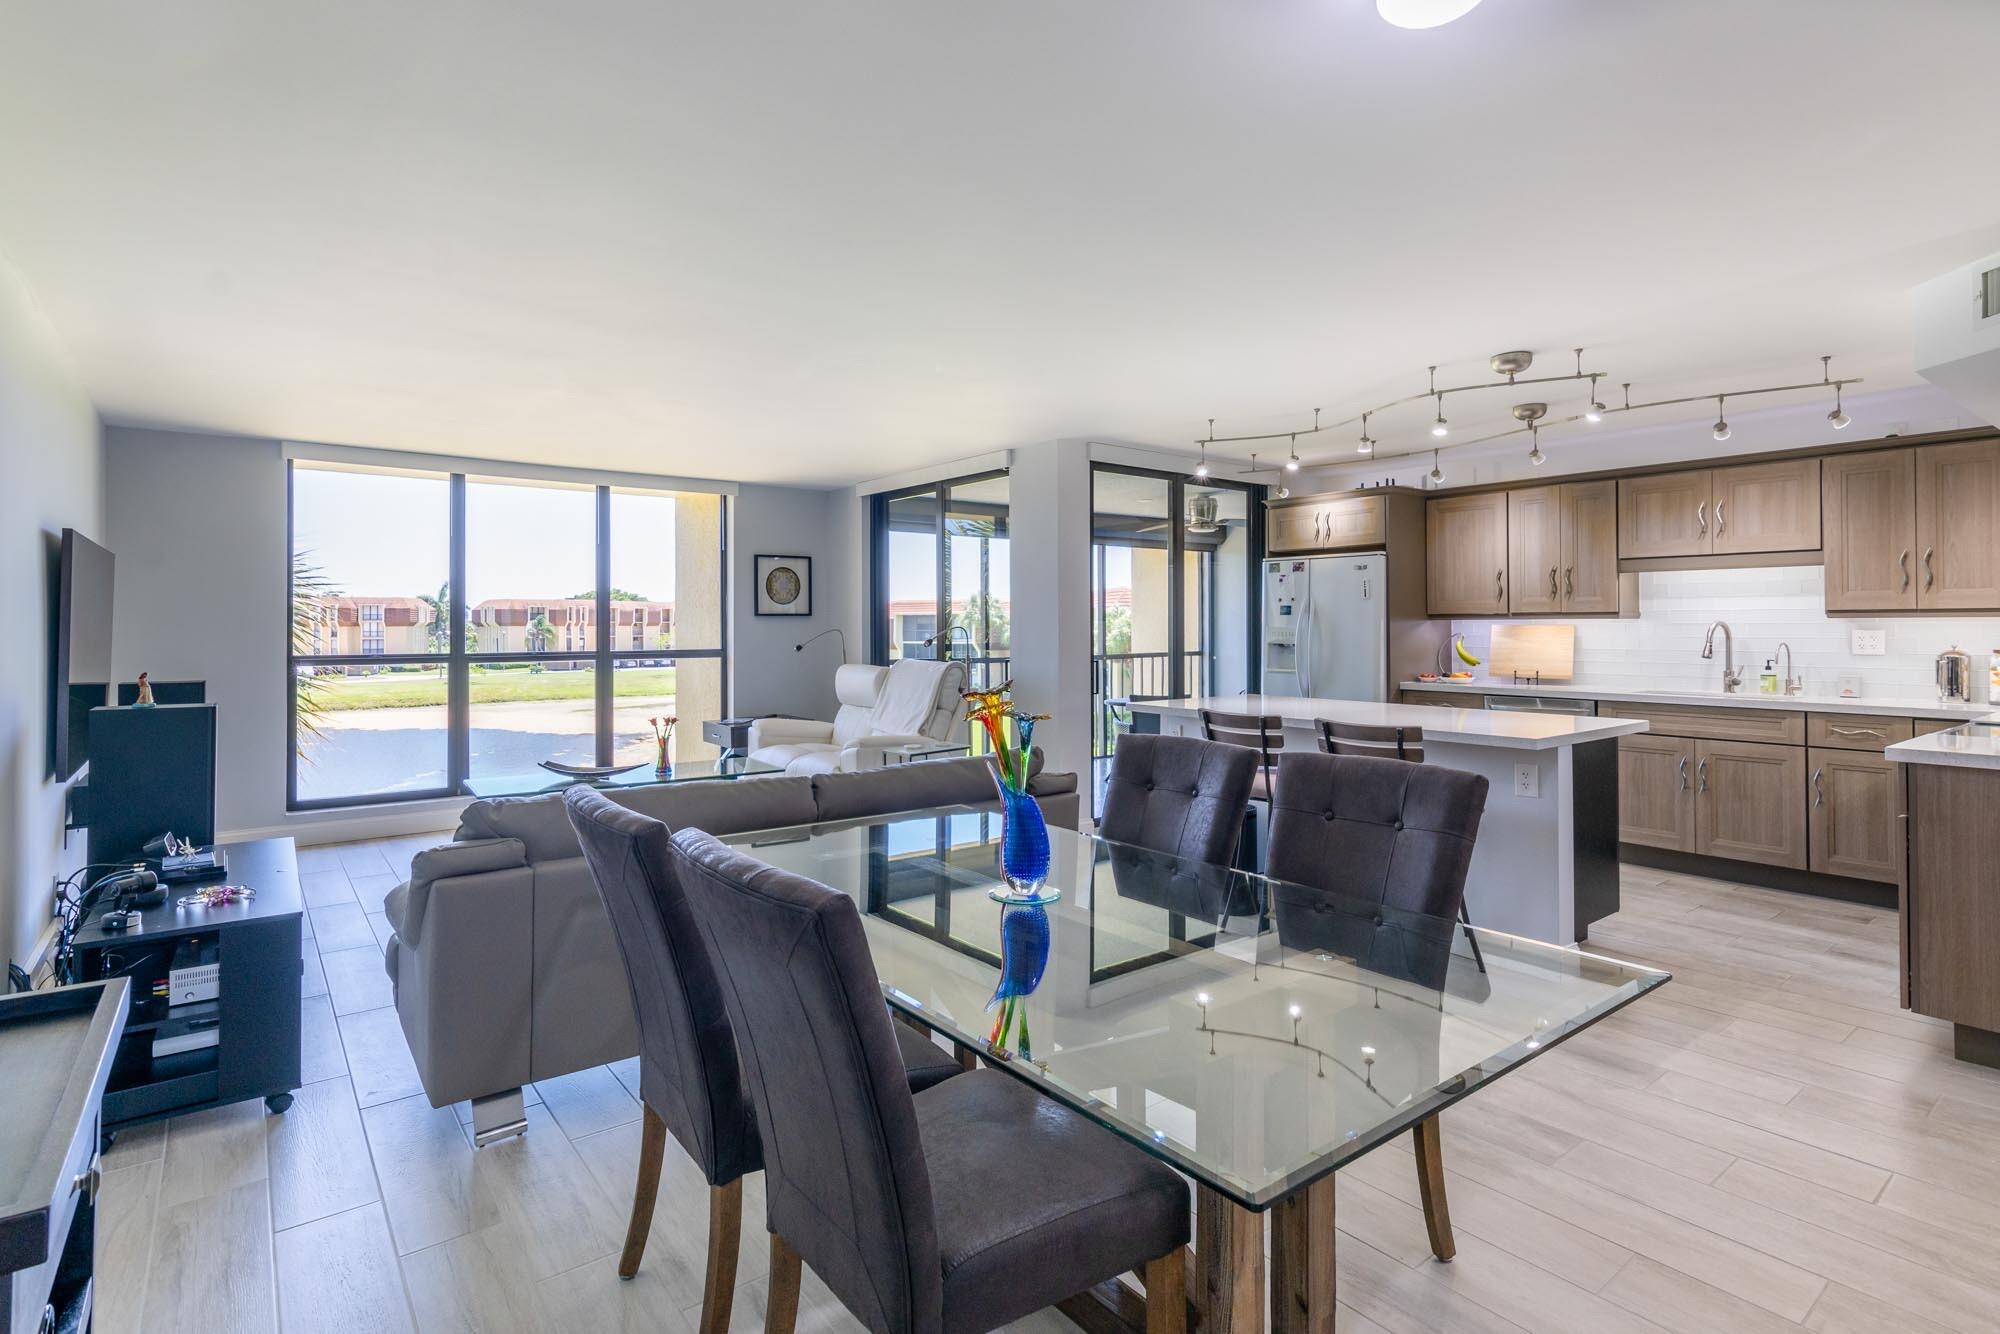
[747,659,970,775]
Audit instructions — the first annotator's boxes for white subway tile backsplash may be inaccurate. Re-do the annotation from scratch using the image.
[1453,566,2000,703]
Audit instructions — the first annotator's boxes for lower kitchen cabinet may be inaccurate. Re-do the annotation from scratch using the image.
[1693,739,1808,869]
[1808,747,1906,883]
[1617,733,1695,852]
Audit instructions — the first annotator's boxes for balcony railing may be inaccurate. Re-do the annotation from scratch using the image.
[1092,650,1204,757]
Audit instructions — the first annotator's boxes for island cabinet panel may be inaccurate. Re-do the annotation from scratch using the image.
[1711,458,1821,554]
[1908,764,2000,1031]
[1507,486,1562,614]
[1560,479,1621,614]
[1695,739,1807,869]
[1823,449,1917,611]
[1914,439,2000,610]
[1618,469,1713,558]
[1617,734,1696,852]
[1808,748,1905,884]
[1426,492,1509,616]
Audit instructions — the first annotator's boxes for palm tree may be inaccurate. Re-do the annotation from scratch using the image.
[291,551,338,759]
[527,612,555,654]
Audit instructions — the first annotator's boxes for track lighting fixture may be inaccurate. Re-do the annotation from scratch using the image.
[1428,449,1443,484]
[1357,413,1375,455]
[1431,394,1449,438]
[1824,357,1851,429]
[1194,421,1212,478]
[1585,375,1605,423]
[1712,396,1731,442]
[1528,428,1545,467]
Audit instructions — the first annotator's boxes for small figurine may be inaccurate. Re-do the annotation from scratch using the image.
[134,672,156,707]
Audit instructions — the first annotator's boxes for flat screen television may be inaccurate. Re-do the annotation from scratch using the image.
[51,528,114,780]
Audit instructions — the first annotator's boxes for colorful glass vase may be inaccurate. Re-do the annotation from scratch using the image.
[999,786,1051,897]
[987,901,1050,1061]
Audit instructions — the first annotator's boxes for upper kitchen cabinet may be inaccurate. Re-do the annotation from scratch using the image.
[1710,458,1821,554]
[1426,491,1509,616]
[1267,493,1386,555]
[1617,469,1712,558]
[1914,439,2000,609]
[1823,448,1916,610]
[1506,480,1618,615]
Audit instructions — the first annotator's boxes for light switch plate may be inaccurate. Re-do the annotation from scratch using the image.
[1513,763,1540,798]
[1851,629,1886,656]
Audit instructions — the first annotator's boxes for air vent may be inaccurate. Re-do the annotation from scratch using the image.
[1984,265,2000,320]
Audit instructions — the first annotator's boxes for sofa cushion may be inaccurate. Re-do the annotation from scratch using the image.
[457,774,819,861]
[393,837,527,946]
[750,743,844,775]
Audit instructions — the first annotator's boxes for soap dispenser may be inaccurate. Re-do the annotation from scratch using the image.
[1760,658,1778,695]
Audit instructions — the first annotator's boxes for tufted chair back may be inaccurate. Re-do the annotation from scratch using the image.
[1264,751,1488,918]
[1098,733,1257,865]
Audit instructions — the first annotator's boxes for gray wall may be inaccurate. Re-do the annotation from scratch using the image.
[0,249,103,970]
[103,428,847,841]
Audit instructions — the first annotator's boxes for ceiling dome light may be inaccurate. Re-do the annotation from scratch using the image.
[1712,397,1731,442]
[1377,0,1483,29]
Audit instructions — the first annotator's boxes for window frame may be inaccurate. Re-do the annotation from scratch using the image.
[868,468,1011,685]
[286,464,730,811]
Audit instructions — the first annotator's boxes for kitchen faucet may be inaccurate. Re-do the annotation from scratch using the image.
[1701,620,1745,693]
[1776,640,1802,696]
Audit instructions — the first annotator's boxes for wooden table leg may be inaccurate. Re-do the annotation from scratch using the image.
[1269,1174,1335,1334]
[1195,1185,1264,1334]
[1412,1116,1456,1262]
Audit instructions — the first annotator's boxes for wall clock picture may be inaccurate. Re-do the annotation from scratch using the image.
[754,555,812,616]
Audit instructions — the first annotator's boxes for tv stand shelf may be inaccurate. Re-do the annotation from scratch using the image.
[70,837,303,1133]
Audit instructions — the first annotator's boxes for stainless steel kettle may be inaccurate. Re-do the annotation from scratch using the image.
[1937,644,1973,703]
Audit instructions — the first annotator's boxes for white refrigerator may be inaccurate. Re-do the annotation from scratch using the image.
[1261,555,1389,702]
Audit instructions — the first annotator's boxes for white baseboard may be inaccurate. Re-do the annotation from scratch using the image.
[222,797,468,849]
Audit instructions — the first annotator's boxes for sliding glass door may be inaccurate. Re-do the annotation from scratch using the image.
[871,470,1011,691]
[1089,464,1261,807]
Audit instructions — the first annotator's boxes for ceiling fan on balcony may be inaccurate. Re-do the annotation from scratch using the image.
[1134,490,1239,536]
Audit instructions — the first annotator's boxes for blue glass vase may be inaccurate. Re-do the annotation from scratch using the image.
[999,787,1051,896]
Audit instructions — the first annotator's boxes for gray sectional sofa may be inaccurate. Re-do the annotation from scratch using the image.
[379,753,1079,1141]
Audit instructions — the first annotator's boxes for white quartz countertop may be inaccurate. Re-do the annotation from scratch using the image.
[1887,725,2000,769]
[1396,678,1994,720]
[1132,695,1647,750]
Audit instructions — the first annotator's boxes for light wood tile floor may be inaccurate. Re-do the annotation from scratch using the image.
[93,842,2000,1333]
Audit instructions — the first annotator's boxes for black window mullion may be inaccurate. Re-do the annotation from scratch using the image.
[1167,476,1187,698]
[448,474,469,790]
[595,485,614,764]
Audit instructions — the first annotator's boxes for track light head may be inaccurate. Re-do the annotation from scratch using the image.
[1712,397,1730,442]
[1194,460,1211,479]
[1528,426,1545,467]
[1284,456,1300,472]
[1286,434,1301,471]
[1584,406,1603,424]
[1428,454,1444,484]
[1277,483,1291,499]
[1829,407,1851,430]
[1430,420,1448,438]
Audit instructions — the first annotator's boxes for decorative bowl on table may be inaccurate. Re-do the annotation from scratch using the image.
[537,760,649,781]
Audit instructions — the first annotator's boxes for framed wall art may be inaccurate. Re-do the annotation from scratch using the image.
[754,554,812,616]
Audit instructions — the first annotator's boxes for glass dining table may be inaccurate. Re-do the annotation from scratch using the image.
[720,805,1669,1334]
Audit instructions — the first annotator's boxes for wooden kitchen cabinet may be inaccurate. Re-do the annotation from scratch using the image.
[1914,439,2000,609]
[1267,494,1387,555]
[1711,458,1820,554]
[1695,738,1807,869]
[1561,479,1621,614]
[1618,734,1696,852]
[1507,486,1562,614]
[1808,747,1905,884]
[1618,469,1712,558]
[1823,448,1917,611]
[1426,491,1509,616]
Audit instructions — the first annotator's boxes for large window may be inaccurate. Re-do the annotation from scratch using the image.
[288,461,728,809]
[871,471,1010,691]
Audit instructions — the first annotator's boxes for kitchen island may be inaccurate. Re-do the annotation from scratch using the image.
[1128,695,1647,946]
[1887,722,2000,1067]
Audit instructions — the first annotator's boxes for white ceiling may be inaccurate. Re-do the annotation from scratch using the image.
[2,0,1998,487]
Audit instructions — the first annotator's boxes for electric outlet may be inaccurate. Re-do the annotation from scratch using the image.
[1513,763,1540,798]
[1852,629,1886,656]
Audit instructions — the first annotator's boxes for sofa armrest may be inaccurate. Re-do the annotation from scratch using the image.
[391,863,535,1108]
[397,837,527,947]
[748,717,835,750]
[839,733,952,771]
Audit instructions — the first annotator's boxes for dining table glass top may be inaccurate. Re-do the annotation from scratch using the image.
[719,805,1669,1209]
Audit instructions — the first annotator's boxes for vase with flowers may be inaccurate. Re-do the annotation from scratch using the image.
[964,682,1054,903]
[648,715,677,775]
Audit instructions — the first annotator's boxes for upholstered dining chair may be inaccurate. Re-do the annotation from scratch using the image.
[1263,749,1489,1266]
[562,787,962,1334]
[1099,732,1257,865]
[668,828,1191,1334]
[1316,721,1483,972]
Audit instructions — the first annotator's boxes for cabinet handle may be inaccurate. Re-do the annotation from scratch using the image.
[1829,725,1883,738]
[1812,766,1825,809]
[1697,757,1709,793]
[1715,500,1726,536]
[1677,755,1689,791]
[1924,546,1935,591]
[1696,500,1707,536]
[1564,566,1574,599]
[1496,569,1504,605]
[1550,567,1559,599]
[1899,549,1910,592]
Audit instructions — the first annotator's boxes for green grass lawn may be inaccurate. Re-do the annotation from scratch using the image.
[313,666,677,710]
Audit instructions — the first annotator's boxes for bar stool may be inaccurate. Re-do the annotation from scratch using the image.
[1199,708,1283,868]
